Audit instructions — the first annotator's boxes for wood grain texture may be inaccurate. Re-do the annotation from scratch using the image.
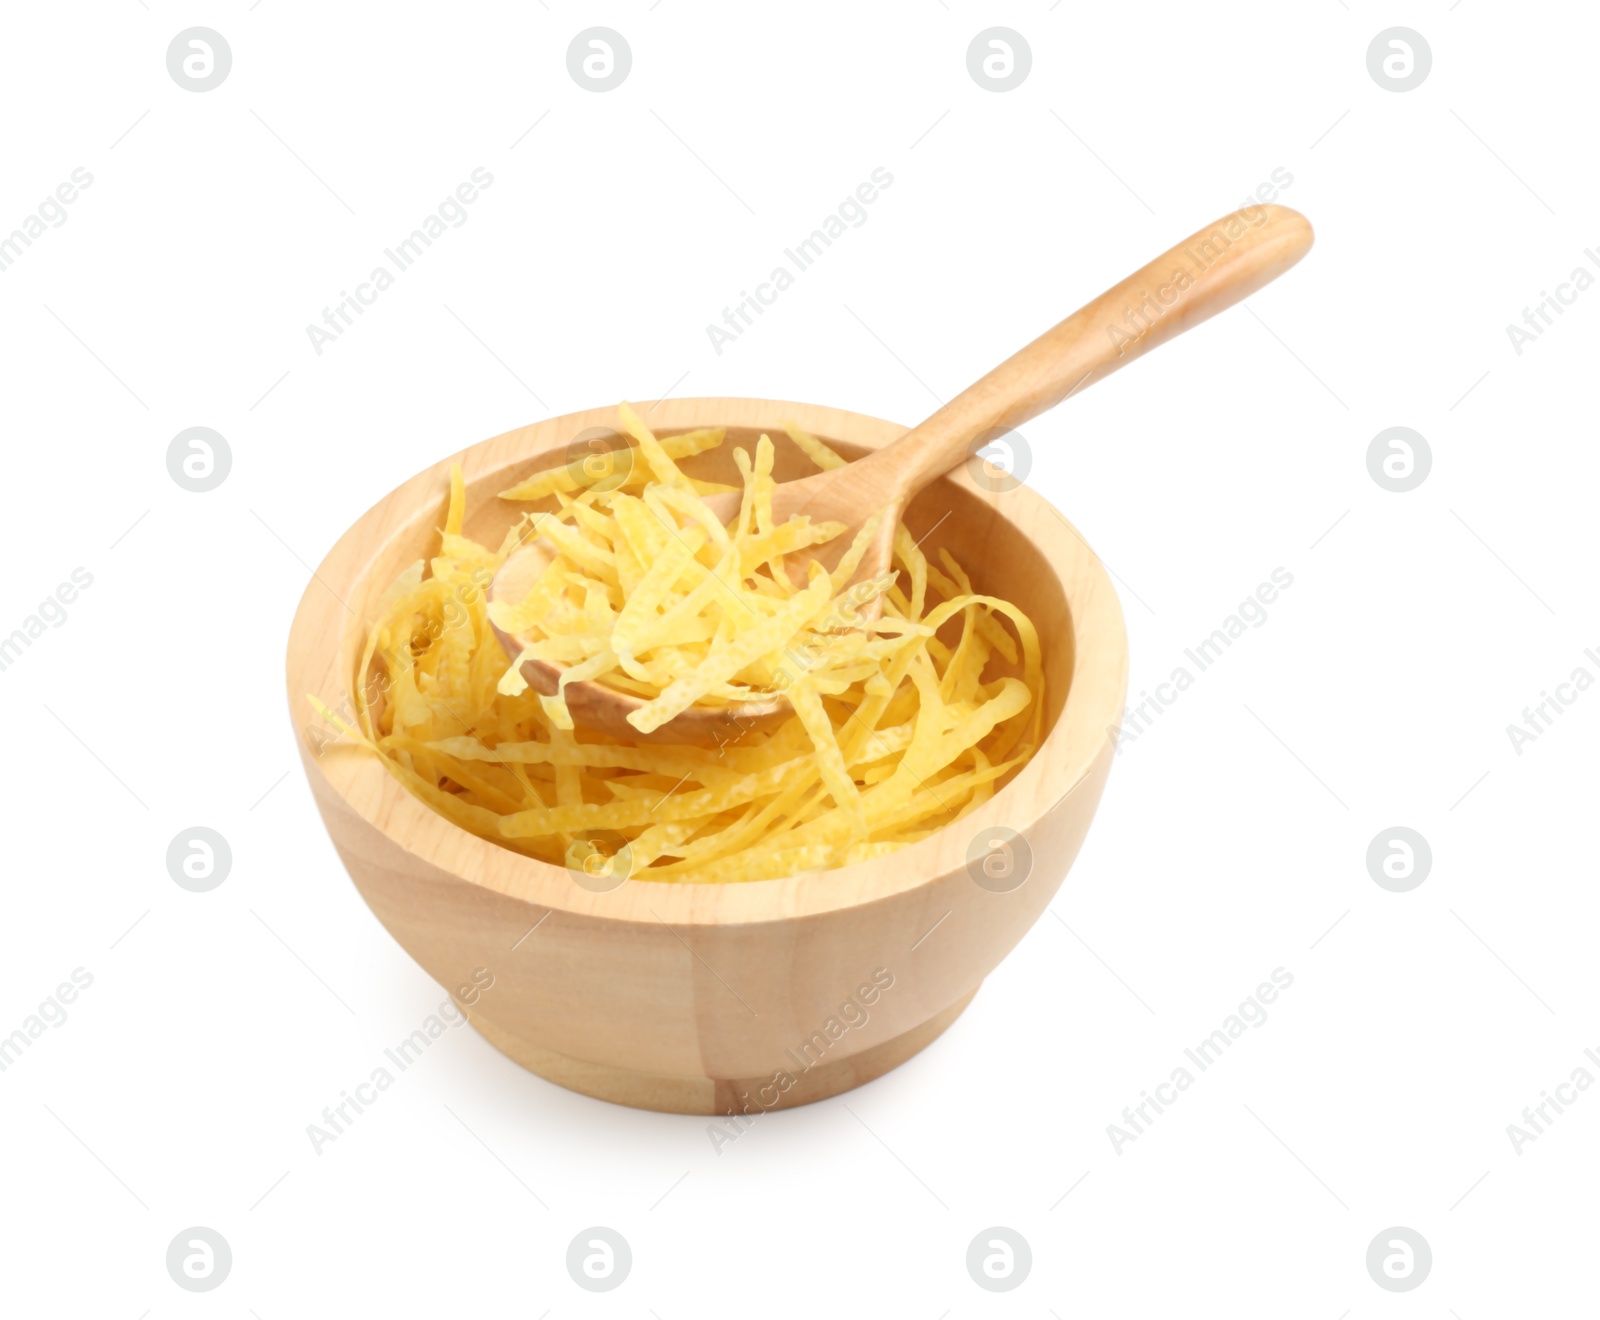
[286,398,1128,1113]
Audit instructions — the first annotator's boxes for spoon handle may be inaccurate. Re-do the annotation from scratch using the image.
[884,204,1314,493]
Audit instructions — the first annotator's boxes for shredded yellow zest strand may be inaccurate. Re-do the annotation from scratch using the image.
[313,406,1044,883]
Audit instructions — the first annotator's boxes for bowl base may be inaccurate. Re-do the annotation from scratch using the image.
[466,987,978,1115]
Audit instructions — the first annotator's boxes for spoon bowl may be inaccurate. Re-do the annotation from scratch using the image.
[486,468,894,744]
[488,524,789,744]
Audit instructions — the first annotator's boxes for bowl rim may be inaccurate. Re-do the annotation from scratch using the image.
[285,397,1128,927]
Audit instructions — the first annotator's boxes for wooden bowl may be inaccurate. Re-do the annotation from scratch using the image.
[285,399,1127,1114]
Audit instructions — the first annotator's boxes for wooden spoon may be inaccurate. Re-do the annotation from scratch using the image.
[491,204,1314,743]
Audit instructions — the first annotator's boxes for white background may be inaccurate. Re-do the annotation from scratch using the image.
[1,1,1595,1315]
